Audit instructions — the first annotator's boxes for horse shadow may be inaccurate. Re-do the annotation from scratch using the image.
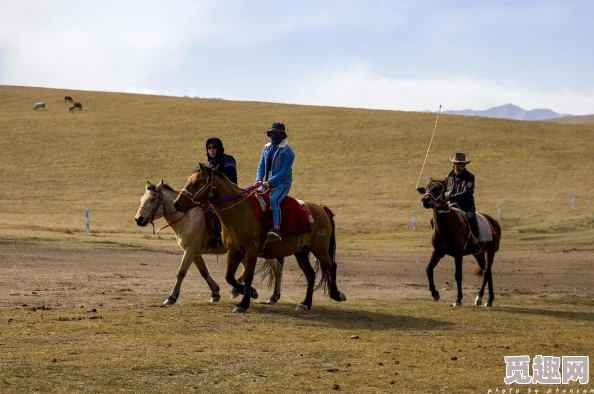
[490,306,594,322]
[252,303,454,331]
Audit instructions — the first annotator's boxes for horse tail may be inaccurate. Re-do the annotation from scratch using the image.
[314,206,336,293]
[255,258,283,289]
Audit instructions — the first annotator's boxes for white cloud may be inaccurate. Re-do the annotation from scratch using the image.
[0,1,222,90]
[286,63,594,115]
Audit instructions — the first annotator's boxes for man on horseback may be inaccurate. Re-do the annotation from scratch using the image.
[254,122,295,242]
[205,137,237,248]
[443,153,482,255]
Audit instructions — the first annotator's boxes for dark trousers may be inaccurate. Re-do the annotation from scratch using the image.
[466,210,479,242]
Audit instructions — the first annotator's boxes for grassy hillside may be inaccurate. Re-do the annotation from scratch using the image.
[1,85,593,252]
[548,114,594,124]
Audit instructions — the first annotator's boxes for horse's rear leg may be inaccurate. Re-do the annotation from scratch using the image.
[453,255,463,307]
[294,249,315,311]
[426,251,444,301]
[164,249,198,306]
[473,253,488,307]
[193,255,220,303]
[485,248,496,307]
[262,258,283,305]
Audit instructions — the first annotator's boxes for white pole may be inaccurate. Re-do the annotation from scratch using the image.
[571,193,575,210]
[412,211,417,231]
[85,211,90,232]
[498,204,502,220]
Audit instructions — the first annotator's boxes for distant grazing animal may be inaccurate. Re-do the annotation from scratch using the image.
[73,102,83,111]
[33,102,45,111]
[135,180,283,305]
[418,179,501,307]
[64,96,73,103]
[69,106,75,113]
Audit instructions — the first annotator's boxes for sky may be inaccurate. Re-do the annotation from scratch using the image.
[1,0,592,114]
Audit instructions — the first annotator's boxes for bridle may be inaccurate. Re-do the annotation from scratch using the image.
[139,187,186,234]
[178,170,258,210]
[423,182,450,212]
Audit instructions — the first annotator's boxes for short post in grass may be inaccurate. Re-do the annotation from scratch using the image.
[498,204,502,220]
[412,211,416,230]
[571,193,575,210]
[85,210,90,232]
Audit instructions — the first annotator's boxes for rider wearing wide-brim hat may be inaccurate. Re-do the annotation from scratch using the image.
[254,122,295,242]
[443,152,481,254]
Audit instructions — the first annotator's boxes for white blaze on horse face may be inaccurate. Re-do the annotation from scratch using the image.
[135,186,161,224]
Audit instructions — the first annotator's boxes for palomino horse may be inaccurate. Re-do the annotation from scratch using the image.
[135,180,283,305]
[418,179,501,307]
[173,164,347,313]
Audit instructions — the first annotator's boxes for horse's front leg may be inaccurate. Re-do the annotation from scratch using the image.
[231,256,260,300]
[426,251,444,301]
[164,249,195,306]
[233,254,258,313]
[453,255,463,307]
[193,255,220,303]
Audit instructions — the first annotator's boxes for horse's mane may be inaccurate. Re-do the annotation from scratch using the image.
[148,183,177,193]
[194,164,232,183]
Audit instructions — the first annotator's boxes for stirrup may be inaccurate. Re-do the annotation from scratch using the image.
[267,228,281,242]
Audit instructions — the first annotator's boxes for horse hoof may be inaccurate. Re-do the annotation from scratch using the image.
[339,292,347,302]
[295,304,309,312]
[261,298,277,305]
[210,296,220,303]
[231,288,240,298]
[485,302,493,308]
[232,306,246,313]
[251,288,259,299]
[452,302,462,307]
[433,294,440,302]
[474,296,483,306]
[163,298,176,306]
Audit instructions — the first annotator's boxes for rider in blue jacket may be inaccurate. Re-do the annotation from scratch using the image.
[254,122,295,242]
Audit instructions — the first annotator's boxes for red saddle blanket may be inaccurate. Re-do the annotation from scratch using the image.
[249,192,313,235]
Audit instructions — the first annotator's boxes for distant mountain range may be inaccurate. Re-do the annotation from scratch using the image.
[442,103,570,121]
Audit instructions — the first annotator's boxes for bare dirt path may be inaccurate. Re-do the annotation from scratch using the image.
[2,243,592,309]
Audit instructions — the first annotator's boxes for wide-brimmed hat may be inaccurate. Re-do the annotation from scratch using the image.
[265,122,287,137]
[449,152,471,164]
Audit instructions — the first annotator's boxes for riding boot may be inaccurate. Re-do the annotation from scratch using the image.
[206,210,223,249]
[467,213,482,255]
[267,227,282,242]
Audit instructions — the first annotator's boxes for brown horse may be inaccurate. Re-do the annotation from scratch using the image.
[64,96,73,103]
[418,179,501,307]
[173,164,346,313]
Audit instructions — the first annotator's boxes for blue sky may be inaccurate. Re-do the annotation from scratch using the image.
[1,0,592,114]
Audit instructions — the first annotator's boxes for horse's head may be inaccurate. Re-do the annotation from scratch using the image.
[173,164,213,212]
[135,180,165,227]
[418,178,445,209]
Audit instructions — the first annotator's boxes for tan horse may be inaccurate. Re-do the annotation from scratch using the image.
[173,164,346,313]
[135,180,283,305]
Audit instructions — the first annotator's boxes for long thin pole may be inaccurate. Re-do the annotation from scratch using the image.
[415,104,442,189]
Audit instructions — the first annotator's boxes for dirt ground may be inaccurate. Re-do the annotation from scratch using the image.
[1,243,593,310]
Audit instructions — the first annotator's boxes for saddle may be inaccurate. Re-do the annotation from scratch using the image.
[450,206,495,242]
[249,191,313,234]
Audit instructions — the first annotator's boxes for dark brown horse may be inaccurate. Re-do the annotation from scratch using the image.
[64,96,73,103]
[173,164,346,313]
[418,179,501,307]
[73,102,83,111]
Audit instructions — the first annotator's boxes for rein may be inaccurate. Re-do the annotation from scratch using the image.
[139,189,187,234]
[180,171,259,211]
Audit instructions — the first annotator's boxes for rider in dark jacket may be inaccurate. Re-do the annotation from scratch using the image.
[443,152,481,254]
[204,138,237,249]
[206,137,237,184]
